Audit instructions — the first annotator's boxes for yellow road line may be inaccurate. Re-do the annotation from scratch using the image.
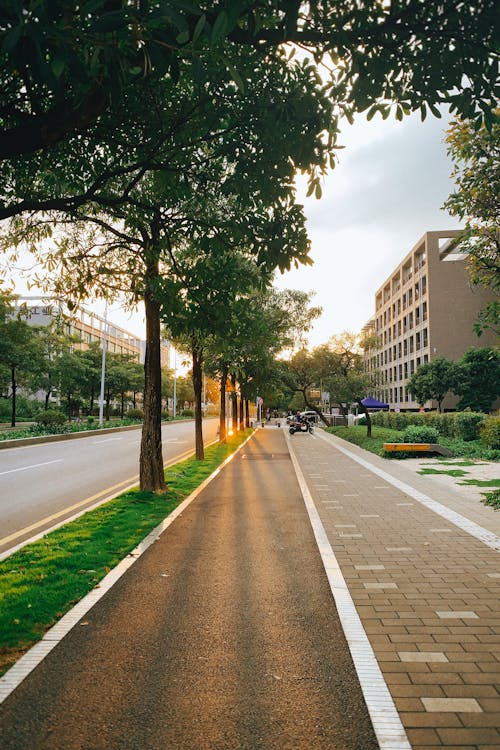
[0,443,206,548]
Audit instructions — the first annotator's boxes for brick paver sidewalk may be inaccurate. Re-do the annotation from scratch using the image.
[287,427,500,750]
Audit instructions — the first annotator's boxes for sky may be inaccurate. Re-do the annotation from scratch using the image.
[7,109,461,348]
[273,109,461,346]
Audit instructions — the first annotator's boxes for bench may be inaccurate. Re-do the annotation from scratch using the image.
[383,442,452,457]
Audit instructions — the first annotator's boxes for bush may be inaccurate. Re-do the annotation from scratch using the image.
[453,412,484,441]
[36,409,67,427]
[180,409,194,417]
[480,416,500,449]
[403,424,440,443]
[126,409,144,421]
[161,411,171,420]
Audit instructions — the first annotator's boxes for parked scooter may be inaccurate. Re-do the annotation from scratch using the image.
[289,417,313,435]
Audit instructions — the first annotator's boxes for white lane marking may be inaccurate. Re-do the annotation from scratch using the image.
[286,434,411,750]
[0,459,63,477]
[0,431,255,704]
[91,437,123,444]
[316,430,500,553]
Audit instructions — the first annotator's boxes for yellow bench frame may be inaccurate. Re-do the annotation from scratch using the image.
[383,442,452,456]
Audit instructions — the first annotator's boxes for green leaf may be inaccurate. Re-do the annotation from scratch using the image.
[176,30,190,44]
[211,11,228,44]
[314,182,322,199]
[51,59,65,78]
[224,61,245,92]
[192,14,206,43]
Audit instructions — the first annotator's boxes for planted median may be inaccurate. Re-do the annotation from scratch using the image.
[0,429,253,677]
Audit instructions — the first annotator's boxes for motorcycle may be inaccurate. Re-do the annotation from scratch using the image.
[289,418,313,435]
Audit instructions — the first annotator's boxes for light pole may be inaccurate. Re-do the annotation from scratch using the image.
[172,348,177,418]
[98,301,108,427]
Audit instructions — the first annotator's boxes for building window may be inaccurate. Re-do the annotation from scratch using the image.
[423,328,428,347]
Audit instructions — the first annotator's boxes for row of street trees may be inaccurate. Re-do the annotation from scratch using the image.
[0,2,497,490]
[407,350,500,413]
[270,337,499,437]
[0,289,145,425]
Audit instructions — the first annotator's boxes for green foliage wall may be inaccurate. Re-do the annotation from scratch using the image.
[370,411,485,441]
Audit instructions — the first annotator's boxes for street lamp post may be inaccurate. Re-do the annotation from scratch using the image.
[98,301,108,427]
[172,348,177,418]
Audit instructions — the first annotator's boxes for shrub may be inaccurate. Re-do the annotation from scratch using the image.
[36,409,67,427]
[126,408,144,421]
[180,409,194,417]
[161,411,171,420]
[480,416,500,449]
[452,412,484,441]
[403,424,440,443]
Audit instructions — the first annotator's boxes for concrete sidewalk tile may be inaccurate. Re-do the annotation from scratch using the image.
[437,727,500,744]
[401,711,463,727]
[398,652,448,663]
[422,697,482,712]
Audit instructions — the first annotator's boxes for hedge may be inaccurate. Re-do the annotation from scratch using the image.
[480,416,500,449]
[370,411,485,441]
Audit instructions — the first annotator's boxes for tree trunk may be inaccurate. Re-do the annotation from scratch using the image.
[239,395,244,431]
[192,344,204,460]
[219,363,228,443]
[231,374,238,433]
[357,400,372,438]
[140,255,166,492]
[90,387,94,414]
[44,390,50,410]
[67,390,71,419]
[121,392,125,418]
[245,398,250,428]
[105,387,111,421]
[10,367,16,427]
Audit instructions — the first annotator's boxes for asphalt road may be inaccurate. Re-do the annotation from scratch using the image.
[0,428,377,749]
[0,419,219,555]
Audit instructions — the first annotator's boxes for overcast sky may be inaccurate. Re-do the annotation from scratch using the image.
[8,109,461,347]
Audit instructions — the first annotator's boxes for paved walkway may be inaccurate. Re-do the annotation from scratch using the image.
[288,427,500,750]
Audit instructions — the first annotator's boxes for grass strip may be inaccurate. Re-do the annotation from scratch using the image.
[418,468,469,477]
[0,429,252,676]
[459,478,500,487]
[481,489,500,509]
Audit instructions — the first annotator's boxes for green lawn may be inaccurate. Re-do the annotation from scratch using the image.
[325,425,500,462]
[0,429,252,676]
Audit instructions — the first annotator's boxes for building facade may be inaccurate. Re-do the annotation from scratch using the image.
[363,231,497,411]
[15,297,171,367]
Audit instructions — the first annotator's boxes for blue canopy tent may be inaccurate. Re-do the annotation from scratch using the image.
[361,396,389,410]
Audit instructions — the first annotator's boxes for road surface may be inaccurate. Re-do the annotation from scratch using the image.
[0,419,219,555]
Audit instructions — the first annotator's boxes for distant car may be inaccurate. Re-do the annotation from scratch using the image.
[299,410,322,423]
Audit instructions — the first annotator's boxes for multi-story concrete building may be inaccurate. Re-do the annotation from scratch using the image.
[15,297,171,367]
[363,230,498,411]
